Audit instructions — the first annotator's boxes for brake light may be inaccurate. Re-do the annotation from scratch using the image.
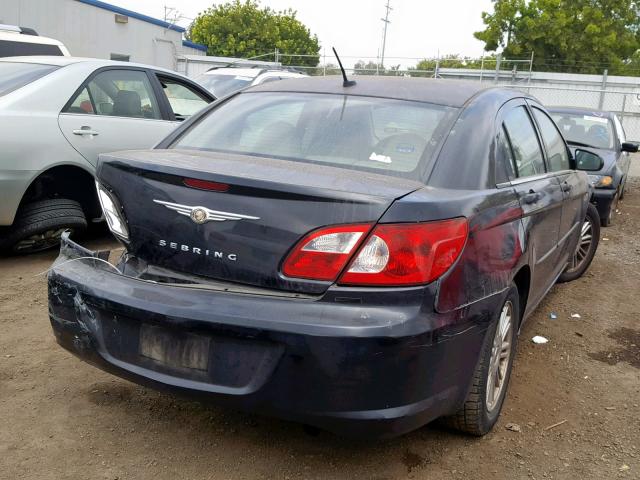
[339,219,468,286]
[183,178,229,192]
[282,224,372,281]
[282,218,468,286]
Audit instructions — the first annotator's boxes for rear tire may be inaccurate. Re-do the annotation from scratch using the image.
[0,199,87,254]
[441,284,519,436]
[558,203,600,283]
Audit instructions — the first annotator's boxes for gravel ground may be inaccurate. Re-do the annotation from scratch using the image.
[1,169,639,480]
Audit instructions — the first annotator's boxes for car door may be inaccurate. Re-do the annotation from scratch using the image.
[529,104,589,267]
[58,67,176,166]
[500,103,565,304]
[151,73,213,122]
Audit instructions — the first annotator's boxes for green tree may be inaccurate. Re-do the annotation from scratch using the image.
[353,60,384,75]
[408,54,496,75]
[475,0,640,74]
[188,0,320,67]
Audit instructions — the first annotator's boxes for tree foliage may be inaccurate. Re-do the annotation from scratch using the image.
[474,0,640,74]
[188,0,320,67]
[409,54,498,72]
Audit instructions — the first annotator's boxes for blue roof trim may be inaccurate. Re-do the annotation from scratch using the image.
[76,0,186,33]
[182,40,208,52]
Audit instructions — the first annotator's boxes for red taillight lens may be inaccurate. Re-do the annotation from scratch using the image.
[339,218,468,286]
[282,224,372,281]
[282,218,468,286]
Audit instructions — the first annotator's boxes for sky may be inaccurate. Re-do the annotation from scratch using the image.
[108,0,495,66]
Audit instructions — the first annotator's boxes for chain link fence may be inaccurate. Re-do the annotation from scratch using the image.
[179,51,640,140]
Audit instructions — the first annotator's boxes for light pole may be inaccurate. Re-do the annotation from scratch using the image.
[380,0,392,68]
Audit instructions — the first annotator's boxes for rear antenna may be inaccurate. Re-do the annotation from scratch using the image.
[332,47,356,87]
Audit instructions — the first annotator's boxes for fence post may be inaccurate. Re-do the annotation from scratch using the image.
[323,48,326,76]
[598,69,608,110]
[494,53,502,83]
[479,54,484,83]
[621,94,627,122]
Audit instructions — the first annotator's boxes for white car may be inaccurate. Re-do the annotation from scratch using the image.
[196,67,307,97]
[0,56,214,253]
[0,24,70,57]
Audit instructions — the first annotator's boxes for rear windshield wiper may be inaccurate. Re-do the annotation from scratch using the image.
[567,140,598,149]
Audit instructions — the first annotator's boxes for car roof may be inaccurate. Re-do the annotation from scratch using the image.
[547,106,615,119]
[246,75,508,108]
[0,31,65,46]
[203,67,262,78]
[203,67,306,77]
[0,55,180,75]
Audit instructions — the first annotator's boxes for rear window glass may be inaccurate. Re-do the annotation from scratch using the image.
[0,40,63,57]
[0,61,59,97]
[550,112,614,150]
[173,92,458,180]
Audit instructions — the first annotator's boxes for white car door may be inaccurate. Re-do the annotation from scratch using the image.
[58,68,176,166]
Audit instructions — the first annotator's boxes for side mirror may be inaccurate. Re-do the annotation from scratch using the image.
[621,141,639,153]
[575,149,604,171]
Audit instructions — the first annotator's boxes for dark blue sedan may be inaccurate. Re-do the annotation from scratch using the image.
[549,107,639,226]
[48,77,601,438]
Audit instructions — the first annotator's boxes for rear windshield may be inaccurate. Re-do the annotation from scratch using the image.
[195,73,253,97]
[551,112,614,150]
[173,92,458,180]
[0,62,59,97]
[0,40,64,57]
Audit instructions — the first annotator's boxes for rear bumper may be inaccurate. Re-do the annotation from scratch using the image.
[590,188,616,220]
[48,235,499,438]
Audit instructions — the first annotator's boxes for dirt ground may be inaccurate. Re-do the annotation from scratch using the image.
[1,174,639,480]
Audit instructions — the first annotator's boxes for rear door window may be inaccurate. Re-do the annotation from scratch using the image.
[0,61,59,97]
[532,107,571,172]
[496,126,517,183]
[503,106,546,177]
[65,69,161,119]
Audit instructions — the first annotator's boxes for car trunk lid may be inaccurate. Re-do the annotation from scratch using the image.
[97,149,424,294]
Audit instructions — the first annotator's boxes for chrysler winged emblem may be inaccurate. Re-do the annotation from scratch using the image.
[153,199,260,224]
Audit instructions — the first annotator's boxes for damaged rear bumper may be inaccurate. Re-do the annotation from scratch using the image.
[48,233,496,438]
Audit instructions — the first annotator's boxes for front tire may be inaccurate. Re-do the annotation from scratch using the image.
[442,284,519,436]
[558,203,600,283]
[0,199,87,254]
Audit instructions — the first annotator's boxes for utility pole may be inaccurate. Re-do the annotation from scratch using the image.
[380,0,392,68]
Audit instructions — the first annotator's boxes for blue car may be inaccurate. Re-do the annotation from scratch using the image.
[48,77,601,438]
[549,107,639,226]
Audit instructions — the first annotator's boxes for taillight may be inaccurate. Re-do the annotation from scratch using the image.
[282,224,372,281]
[282,218,468,286]
[339,218,468,286]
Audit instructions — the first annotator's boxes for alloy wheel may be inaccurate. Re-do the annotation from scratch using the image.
[486,300,513,412]
[566,219,593,274]
[13,228,69,253]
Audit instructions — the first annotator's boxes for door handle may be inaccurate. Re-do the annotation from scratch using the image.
[561,182,572,193]
[523,190,541,204]
[72,127,99,136]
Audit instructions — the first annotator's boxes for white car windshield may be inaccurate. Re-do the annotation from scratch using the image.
[196,73,253,97]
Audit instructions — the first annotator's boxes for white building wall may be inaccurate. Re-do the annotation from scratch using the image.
[0,0,201,70]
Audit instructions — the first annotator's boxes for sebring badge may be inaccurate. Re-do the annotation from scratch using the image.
[153,199,260,224]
